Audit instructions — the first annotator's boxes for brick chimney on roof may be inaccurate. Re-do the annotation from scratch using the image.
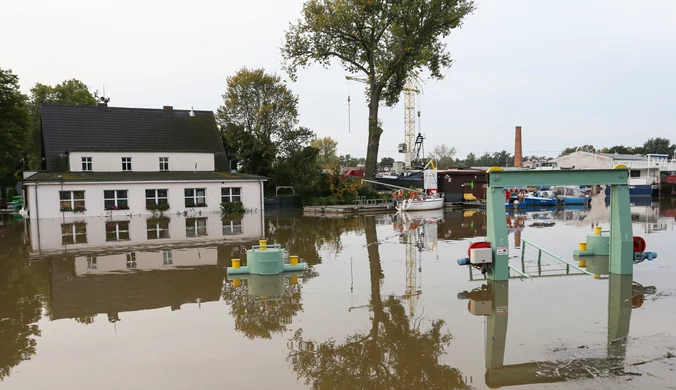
[514,126,523,167]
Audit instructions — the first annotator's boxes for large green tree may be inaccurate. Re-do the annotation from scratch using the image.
[216,67,315,176]
[27,79,98,169]
[282,0,475,181]
[641,137,675,156]
[0,68,30,187]
[430,144,456,169]
[310,136,340,172]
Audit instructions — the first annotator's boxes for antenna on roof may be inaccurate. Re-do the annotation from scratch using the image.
[189,106,195,117]
[99,85,110,104]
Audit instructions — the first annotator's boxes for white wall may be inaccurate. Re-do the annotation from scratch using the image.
[554,152,612,169]
[68,152,215,172]
[73,247,218,276]
[25,179,262,220]
[28,211,264,253]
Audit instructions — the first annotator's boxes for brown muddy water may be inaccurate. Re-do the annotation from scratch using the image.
[1,196,675,389]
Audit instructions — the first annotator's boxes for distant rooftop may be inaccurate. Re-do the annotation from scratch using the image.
[599,153,648,161]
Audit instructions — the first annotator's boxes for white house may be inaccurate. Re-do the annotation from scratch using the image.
[22,103,266,220]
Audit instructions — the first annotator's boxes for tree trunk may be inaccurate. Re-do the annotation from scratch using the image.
[364,87,382,182]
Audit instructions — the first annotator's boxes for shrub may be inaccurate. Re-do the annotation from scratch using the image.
[329,176,365,204]
[105,204,130,211]
[309,196,338,206]
[221,201,245,214]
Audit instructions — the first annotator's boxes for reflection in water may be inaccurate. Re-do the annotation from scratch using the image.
[223,273,304,340]
[0,217,50,380]
[287,216,471,389]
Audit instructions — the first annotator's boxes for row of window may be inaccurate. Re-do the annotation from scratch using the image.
[59,187,242,211]
[85,250,174,270]
[61,217,243,245]
[81,156,169,172]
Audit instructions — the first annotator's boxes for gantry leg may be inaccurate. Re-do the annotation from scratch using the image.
[487,187,509,281]
[486,281,509,383]
[609,184,633,275]
[607,274,632,359]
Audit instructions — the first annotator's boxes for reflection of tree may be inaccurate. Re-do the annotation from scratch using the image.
[287,216,471,389]
[266,213,367,266]
[0,218,50,381]
[222,279,303,340]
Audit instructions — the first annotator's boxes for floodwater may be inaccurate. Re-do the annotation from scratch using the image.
[1,196,675,389]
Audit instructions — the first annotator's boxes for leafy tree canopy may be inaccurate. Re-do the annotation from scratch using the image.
[310,136,340,172]
[216,67,315,176]
[379,156,395,166]
[430,144,456,169]
[282,0,475,181]
[0,68,30,186]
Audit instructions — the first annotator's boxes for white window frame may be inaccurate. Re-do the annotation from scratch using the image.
[105,221,131,242]
[86,256,97,269]
[186,217,208,237]
[59,191,85,211]
[184,188,206,207]
[82,157,92,171]
[145,189,169,206]
[122,157,132,171]
[104,190,129,209]
[222,219,243,236]
[147,219,170,240]
[163,249,173,265]
[221,187,242,203]
[159,157,169,171]
[61,222,87,244]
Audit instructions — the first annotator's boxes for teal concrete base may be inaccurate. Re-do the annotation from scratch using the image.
[574,234,610,257]
[227,271,305,297]
[226,243,306,276]
[227,263,306,275]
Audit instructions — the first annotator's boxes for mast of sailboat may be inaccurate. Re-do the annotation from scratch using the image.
[360,179,426,194]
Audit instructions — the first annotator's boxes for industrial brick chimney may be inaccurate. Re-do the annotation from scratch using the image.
[514,126,523,167]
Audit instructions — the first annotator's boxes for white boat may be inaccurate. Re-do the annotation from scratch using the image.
[395,194,444,212]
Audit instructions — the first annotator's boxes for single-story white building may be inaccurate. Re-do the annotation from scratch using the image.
[22,103,266,220]
[553,151,648,169]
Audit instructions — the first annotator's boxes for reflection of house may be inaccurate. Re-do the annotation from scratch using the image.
[49,254,227,321]
[22,103,266,220]
[28,212,264,255]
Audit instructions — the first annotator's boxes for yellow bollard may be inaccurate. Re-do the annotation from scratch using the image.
[579,242,587,251]
[290,275,299,285]
[578,260,587,268]
[594,274,600,279]
[290,255,299,266]
[259,239,267,251]
[233,278,241,287]
[595,226,602,236]
[232,258,241,269]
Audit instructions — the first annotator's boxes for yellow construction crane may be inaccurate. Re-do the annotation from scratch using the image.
[345,73,420,168]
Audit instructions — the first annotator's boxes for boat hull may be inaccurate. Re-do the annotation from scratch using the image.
[396,198,444,212]
[375,176,423,191]
[604,184,658,197]
[558,196,588,205]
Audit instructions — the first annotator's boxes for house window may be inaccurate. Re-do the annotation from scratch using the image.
[186,217,208,237]
[104,190,129,210]
[221,187,242,203]
[145,189,168,206]
[82,157,92,171]
[86,256,97,270]
[122,157,132,171]
[61,222,87,245]
[59,191,85,212]
[163,249,173,265]
[105,221,130,242]
[184,188,206,207]
[222,218,243,236]
[126,252,137,268]
[159,157,169,171]
[147,219,170,239]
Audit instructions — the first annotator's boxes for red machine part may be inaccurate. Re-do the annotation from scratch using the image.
[468,241,491,257]
[633,236,646,253]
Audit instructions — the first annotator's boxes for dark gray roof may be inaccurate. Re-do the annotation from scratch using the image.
[40,104,229,171]
[23,171,266,183]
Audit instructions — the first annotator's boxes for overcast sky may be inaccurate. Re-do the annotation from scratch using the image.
[2,0,675,160]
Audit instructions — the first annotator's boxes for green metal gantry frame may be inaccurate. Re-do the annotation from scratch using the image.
[486,166,633,281]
